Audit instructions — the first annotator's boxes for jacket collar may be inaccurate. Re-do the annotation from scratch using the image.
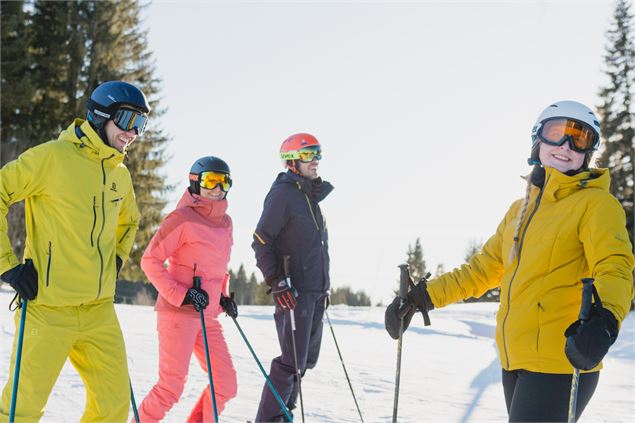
[176,188,228,219]
[59,119,126,165]
[278,170,334,202]
[535,166,609,202]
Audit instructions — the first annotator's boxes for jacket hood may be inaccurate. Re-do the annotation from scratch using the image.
[539,166,610,202]
[274,170,334,202]
[58,119,126,164]
[176,188,228,219]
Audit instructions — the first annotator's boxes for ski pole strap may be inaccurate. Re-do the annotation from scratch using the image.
[396,272,432,326]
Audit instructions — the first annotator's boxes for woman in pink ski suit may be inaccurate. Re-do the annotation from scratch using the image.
[137,156,238,422]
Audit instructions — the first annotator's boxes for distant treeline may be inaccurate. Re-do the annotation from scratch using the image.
[114,263,371,307]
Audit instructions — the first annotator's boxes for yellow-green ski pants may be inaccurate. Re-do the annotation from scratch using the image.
[0,301,130,422]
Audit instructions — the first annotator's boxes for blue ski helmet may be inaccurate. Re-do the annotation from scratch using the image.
[188,156,232,196]
[87,81,150,123]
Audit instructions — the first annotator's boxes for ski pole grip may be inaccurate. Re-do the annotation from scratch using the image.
[283,255,291,279]
[398,264,410,300]
[193,276,202,289]
[579,278,595,321]
[397,264,413,319]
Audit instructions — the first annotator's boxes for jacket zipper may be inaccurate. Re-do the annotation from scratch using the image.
[303,194,320,230]
[303,192,328,291]
[90,196,97,247]
[501,180,547,369]
[46,241,52,286]
[95,155,114,299]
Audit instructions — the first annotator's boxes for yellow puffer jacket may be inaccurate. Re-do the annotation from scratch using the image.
[0,119,140,306]
[427,166,634,374]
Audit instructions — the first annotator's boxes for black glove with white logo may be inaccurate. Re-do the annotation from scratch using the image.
[182,287,209,311]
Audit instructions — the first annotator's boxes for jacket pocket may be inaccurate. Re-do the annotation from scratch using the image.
[46,241,52,287]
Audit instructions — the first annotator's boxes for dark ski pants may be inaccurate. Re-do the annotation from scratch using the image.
[502,369,599,422]
[255,292,327,422]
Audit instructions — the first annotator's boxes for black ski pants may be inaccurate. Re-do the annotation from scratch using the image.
[502,369,599,422]
[255,292,327,422]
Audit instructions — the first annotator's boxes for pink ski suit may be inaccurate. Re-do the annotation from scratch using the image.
[136,189,237,423]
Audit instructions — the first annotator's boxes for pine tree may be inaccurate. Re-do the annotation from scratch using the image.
[406,237,427,280]
[1,1,171,281]
[232,264,248,304]
[596,0,635,248]
[394,237,428,296]
[1,0,35,258]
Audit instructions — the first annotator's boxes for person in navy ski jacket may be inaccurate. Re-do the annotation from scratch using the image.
[253,133,333,422]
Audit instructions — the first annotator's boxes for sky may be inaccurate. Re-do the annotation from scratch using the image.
[143,0,619,304]
[0,287,633,422]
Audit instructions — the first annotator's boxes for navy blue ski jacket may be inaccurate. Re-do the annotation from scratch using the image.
[252,171,333,294]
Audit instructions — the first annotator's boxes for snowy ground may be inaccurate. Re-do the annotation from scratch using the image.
[0,285,633,422]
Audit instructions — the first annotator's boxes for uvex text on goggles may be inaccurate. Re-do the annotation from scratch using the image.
[193,171,233,192]
[535,117,599,153]
[113,108,149,136]
[280,146,322,163]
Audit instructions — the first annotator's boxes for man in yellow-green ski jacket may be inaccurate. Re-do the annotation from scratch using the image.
[0,81,150,422]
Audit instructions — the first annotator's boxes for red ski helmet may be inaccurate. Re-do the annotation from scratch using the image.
[279,133,321,173]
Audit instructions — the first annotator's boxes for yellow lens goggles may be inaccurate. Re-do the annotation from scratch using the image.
[280,146,322,163]
[199,171,232,192]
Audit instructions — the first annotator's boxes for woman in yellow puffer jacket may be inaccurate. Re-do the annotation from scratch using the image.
[386,100,634,422]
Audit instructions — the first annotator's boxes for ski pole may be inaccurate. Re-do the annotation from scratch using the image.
[284,255,305,423]
[567,278,595,423]
[129,379,140,423]
[194,276,219,423]
[392,264,410,423]
[325,310,364,422]
[230,317,293,421]
[9,299,27,422]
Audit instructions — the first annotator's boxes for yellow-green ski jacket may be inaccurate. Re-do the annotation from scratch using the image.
[426,166,634,374]
[0,119,140,306]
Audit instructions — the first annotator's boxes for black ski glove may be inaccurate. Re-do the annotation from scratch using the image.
[271,279,298,311]
[564,304,618,370]
[116,256,123,278]
[385,283,434,340]
[1,259,38,300]
[182,287,209,311]
[385,296,416,339]
[220,292,238,318]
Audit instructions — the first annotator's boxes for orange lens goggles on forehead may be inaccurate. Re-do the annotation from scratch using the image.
[199,171,232,192]
[537,118,599,153]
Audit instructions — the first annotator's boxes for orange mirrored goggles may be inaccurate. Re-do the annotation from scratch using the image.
[199,171,232,192]
[537,118,599,153]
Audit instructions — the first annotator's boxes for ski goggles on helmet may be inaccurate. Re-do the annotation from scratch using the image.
[112,107,149,136]
[198,171,232,192]
[536,118,599,153]
[280,146,322,163]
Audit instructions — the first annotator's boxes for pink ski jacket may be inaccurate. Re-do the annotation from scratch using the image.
[141,189,233,317]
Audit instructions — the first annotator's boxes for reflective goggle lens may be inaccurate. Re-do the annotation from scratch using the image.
[538,118,598,153]
[199,171,232,192]
[113,108,148,136]
[297,148,322,163]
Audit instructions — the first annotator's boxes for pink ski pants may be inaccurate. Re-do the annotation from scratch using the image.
[136,310,237,422]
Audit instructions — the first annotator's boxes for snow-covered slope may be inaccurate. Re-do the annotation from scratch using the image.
[1,286,633,422]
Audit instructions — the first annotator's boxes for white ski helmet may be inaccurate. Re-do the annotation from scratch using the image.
[529,100,601,166]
